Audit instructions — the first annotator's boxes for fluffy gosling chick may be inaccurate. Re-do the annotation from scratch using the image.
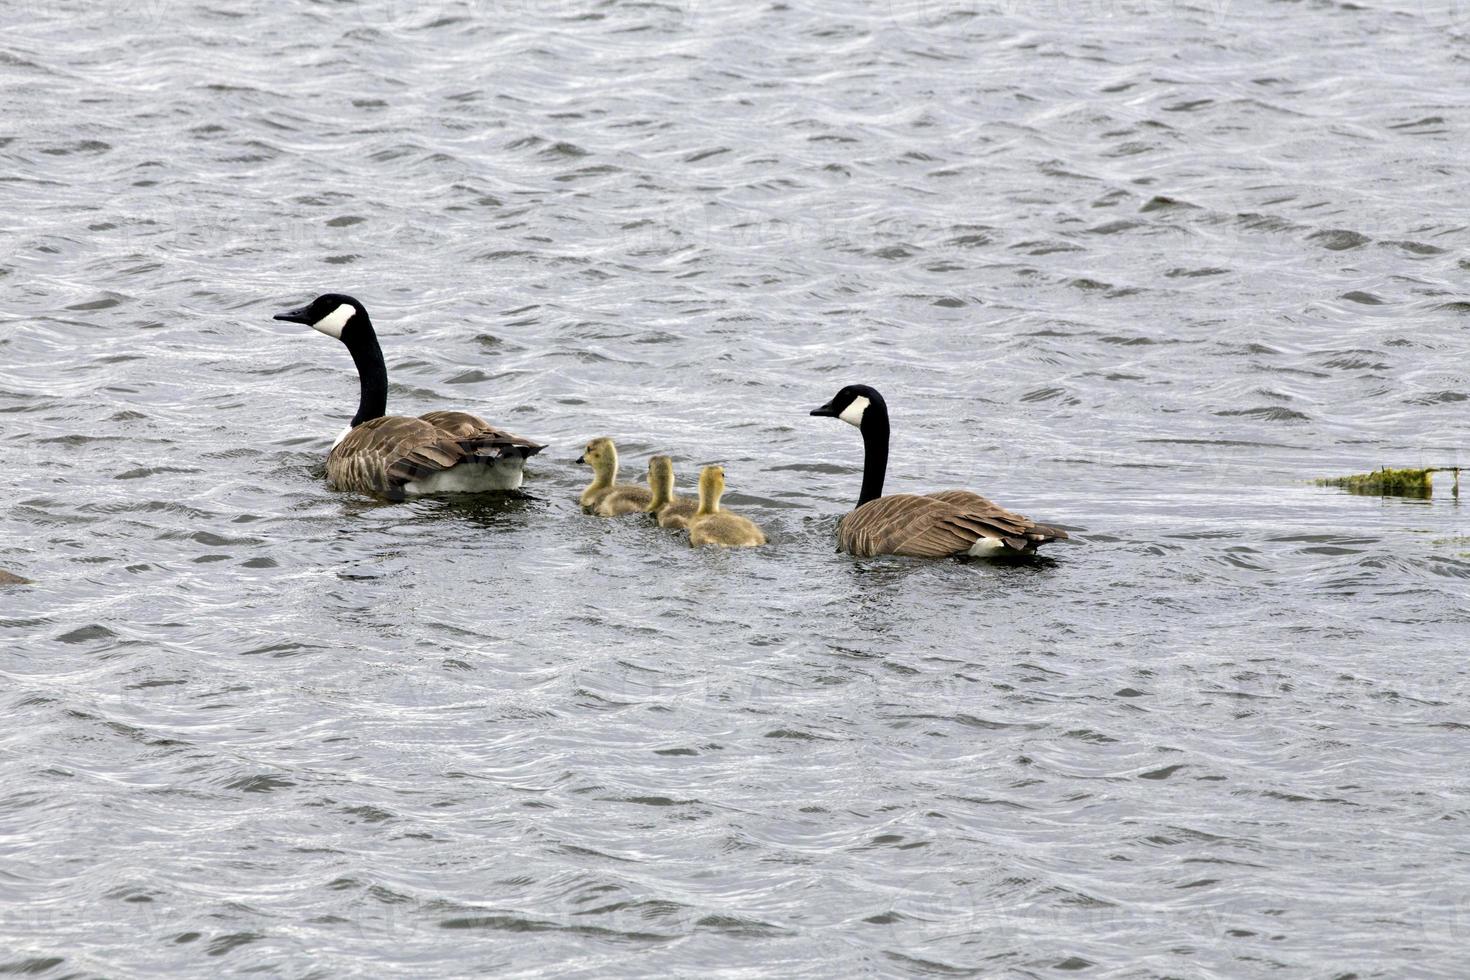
[687,465,766,548]
[578,437,653,516]
[645,455,699,530]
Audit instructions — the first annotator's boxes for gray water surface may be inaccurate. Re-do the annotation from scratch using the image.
[2,0,1468,976]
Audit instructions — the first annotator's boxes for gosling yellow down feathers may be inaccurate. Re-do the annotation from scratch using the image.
[644,455,699,529]
[687,466,766,548]
[578,437,653,516]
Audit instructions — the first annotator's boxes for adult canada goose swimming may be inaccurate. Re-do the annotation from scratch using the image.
[687,466,766,548]
[644,455,698,529]
[274,294,544,499]
[577,437,653,516]
[810,385,1068,558]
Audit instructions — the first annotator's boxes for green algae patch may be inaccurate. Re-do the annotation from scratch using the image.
[1428,535,1470,557]
[1315,466,1460,499]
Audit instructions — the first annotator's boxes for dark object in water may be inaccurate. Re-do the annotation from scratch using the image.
[1314,466,1460,499]
[0,569,30,586]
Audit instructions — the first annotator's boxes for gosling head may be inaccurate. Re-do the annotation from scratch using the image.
[697,464,726,513]
[576,437,619,476]
[274,293,370,343]
[810,384,886,430]
[647,455,675,509]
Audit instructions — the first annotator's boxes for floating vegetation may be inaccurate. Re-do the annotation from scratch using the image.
[1314,466,1460,499]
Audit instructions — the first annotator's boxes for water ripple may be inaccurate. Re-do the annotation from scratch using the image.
[1,0,1467,975]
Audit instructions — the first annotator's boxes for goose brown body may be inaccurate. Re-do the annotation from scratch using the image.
[837,491,1066,558]
[326,412,544,500]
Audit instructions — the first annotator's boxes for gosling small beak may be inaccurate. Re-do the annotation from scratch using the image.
[810,401,839,417]
[273,305,312,324]
[575,454,586,465]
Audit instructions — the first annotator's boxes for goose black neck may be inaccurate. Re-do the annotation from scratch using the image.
[345,315,387,426]
[857,404,889,506]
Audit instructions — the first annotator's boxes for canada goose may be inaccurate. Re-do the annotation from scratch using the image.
[644,455,698,529]
[687,466,767,548]
[274,294,544,499]
[577,437,653,516]
[0,570,29,586]
[810,385,1068,558]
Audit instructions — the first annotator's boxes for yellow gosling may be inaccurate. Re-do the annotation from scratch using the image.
[687,465,766,548]
[577,437,653,516]
[645,455,698,530]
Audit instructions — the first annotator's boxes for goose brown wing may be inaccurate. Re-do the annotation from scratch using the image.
[418,410,546,459]
[326,416,467,498]
[925,489,1069,545]
[924,489,1001,509]
[837,493,1066,558]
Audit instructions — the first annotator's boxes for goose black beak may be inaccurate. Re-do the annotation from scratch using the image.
[575,454,586,464]
[273,305,311,324]
[810,401,839,417]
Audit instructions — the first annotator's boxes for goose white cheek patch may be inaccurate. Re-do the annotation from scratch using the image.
[838,395,870,428]
[311,303,355,339]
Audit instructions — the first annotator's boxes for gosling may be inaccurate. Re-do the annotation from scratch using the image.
[687,465,767,548]
[578,437,653,516]
[644,455,699,530]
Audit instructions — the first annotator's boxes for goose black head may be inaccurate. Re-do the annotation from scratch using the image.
[274,293,369,343]
[810,384,885,430]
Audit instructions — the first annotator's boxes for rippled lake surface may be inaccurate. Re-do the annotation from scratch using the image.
[3,0,1469,975]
